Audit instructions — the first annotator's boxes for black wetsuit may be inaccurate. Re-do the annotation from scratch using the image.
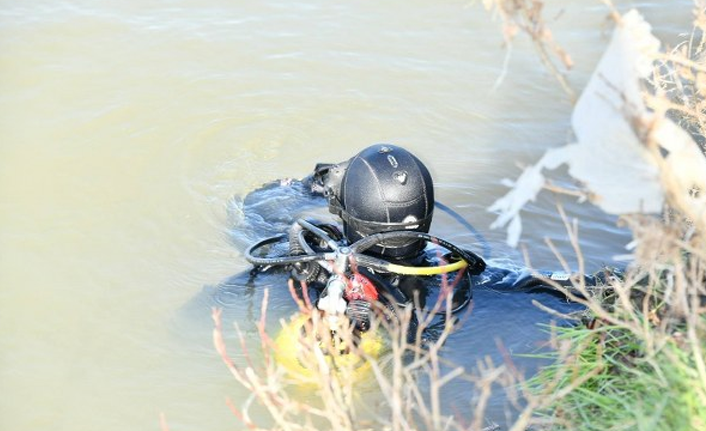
[199,178,608,329]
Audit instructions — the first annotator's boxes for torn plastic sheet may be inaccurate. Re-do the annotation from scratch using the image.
[489,9,706,247]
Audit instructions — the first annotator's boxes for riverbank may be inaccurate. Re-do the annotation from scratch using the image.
[493,1,706,429]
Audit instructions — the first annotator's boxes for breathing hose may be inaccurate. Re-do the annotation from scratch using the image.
[435,201,491,259]
[245,234,329,267]
[244,219,483,316]
[354,255,468,276]
[246,228,483,276]
[348,230,485,276]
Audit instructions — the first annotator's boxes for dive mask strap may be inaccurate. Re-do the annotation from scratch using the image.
[312,160,350,217]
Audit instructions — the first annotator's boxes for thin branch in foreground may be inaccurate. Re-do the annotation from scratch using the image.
[159,412,169,431]
[483,0,576,102]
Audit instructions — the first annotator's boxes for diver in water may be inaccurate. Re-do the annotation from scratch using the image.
[231,144,609,338]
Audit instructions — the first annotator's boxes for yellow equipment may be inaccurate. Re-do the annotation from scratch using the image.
[274,313,385,383]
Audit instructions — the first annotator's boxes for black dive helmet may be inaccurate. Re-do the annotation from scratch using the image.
[315,144,434,260]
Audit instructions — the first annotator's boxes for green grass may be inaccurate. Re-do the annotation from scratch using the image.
[527,314,706,431]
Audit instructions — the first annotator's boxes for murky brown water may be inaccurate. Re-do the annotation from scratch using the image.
[0,1,693,429]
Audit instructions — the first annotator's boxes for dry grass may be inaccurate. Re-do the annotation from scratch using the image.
[489,1,706,429]
[482,0,575,100]
[163,2,706,430]
[208,275,534,431]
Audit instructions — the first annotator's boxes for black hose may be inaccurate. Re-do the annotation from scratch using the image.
[352,253,402,273]
[350,231,486,275]
[296,228,317,256]
[296,219,339,250]
[443,271,473,315]
[245,235,327,267]
[245,225,475,316]
[435,201,491,259]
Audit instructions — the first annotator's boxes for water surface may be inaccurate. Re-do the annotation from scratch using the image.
[0,1,692,429]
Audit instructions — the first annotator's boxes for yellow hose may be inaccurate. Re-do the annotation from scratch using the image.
[386,258,468,275]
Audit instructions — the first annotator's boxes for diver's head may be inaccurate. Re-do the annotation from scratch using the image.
[336,144,435,260]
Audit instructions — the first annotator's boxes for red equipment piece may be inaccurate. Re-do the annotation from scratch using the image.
[345,273,379,302]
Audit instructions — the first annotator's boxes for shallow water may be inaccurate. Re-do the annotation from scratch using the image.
[0,1,693,429]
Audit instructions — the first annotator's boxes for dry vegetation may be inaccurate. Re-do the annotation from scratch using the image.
[207,279,526,431]
[163,2,706,430]
[485,1,706,430]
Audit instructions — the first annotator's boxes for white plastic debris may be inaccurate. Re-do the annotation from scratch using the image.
[489,9,706,247]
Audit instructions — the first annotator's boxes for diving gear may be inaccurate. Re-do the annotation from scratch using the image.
[274,313,384,383]
[317,275,348,317]
[245,218,480,327]
[288,220,343,283]
[434,201,491,259]
[245,219,484,278]
[346,300,373,332]
[314,144,435,260]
